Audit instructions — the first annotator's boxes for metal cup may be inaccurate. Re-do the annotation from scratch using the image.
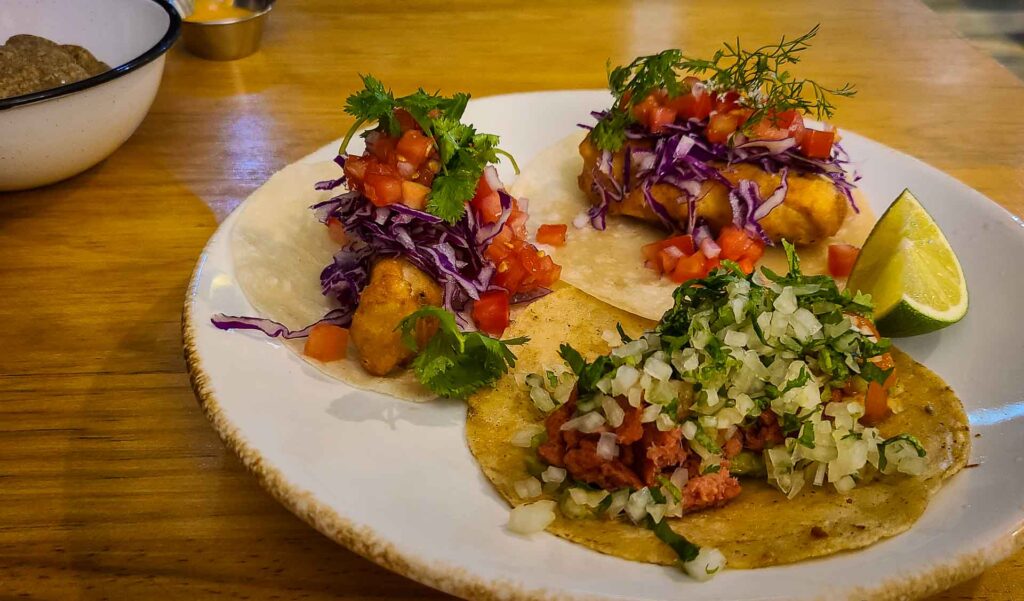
[180,0,274,61]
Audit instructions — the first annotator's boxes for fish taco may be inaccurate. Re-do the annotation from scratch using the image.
[517,28,877,321]
[213,77,561,402]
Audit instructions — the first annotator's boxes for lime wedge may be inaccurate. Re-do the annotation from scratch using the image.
[846,189,968,337]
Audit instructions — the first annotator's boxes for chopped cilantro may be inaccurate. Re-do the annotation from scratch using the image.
[398,307,527,400]
[558,343,616,399]
[648,516,700,563]
[878,434,927,472]
[340,75,518,223]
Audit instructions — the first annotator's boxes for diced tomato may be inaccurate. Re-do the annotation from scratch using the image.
[494,253,527,292]
[717,226,756,261]
[473,171,497,203]
[647,106,678,134]
[326,217,348,245]
[800,129,836,159]
[472,191,502,224]
[667,88,712,121]
[396,129,433,169]
[658,246,684,274]
[394,108,418,132]
[401,181,430,210]
[706,112,740,144]
[670,251,708,283]
[632,93,661,124]
[507,204,529,238]
[705,257,721,273]
[472,290,511,336]
[713,90,740,113]
[642,235,696,271]
[863,381,890,425]
[303,324,349,362]
[343,155,369,186]
[365,160,398,178]
[363,173,403,206]
[850,314,883,340]
[485,225,515,261]
[748,109,806,142]
[737,258,755,275]
[366,133,397,163]
[828,243,860,278]
[537,223,567,246]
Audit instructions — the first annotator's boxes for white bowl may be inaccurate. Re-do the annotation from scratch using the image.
[0,0,180,191]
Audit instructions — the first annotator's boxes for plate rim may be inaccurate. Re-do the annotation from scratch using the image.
[182,89,1024,601]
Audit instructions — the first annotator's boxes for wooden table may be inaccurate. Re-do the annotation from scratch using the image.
[2,0,1022,598]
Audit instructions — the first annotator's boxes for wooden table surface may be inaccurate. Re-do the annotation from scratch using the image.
[2,0,1022,599]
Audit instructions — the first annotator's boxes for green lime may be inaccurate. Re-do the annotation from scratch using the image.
[846,189,968,337]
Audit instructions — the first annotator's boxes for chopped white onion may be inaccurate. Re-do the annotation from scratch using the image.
[541,466,566,484]
[627,387,643,408]
[647,503,666,524]
[641,404,661,423]
[670,466,690,490]
[510,425,545,448]
[601,395,625,428]
[724,330,749,348]
[561,411,606,433]
[774,287,798,314]
[683,547,727,581]
[606,489,630,517]
[514,477,542,499]
[644,356,673,381]
[483,165,503,192]
[611,364,641,396]
[507,500,556,535]
[625,488,653,524]
[573,212,590,229]
[597,432,620,459]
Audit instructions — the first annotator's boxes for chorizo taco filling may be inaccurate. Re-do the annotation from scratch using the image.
[467,244,969,580]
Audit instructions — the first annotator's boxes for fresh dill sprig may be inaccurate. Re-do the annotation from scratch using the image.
[593,26,856,150]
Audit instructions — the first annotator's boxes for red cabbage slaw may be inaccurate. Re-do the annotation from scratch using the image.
[213,159,549,338]
[581,113,859,243]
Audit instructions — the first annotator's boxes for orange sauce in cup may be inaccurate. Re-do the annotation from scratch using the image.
[185,1,254,22]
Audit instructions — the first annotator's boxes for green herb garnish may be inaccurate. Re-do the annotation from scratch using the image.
[648,516,700,562]
[594,26,856,151]
[341,75,519,223]
[398,307,527,400]
[877,434,927,472]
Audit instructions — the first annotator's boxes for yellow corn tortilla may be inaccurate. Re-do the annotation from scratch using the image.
[229,160,434,402]
[512,132,877,321]
[466,286,970,568]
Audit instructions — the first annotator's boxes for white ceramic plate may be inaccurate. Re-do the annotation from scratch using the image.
[184,91,1024,601]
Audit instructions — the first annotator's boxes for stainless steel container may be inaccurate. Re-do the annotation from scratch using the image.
[180,0,273,61]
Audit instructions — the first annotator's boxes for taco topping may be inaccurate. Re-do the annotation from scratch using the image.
[515,245,926,574]
[214,77,559,399]
[579,27,860,282]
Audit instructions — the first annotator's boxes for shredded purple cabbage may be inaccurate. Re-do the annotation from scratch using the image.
[580,114,860,240]
[211,308,350,339]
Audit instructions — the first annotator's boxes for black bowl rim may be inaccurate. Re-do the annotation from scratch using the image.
[0,0,182,111]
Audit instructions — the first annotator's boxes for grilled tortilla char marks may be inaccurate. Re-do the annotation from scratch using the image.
[0,34,110,100]
[577,136,848,245]
[348,258,442,376]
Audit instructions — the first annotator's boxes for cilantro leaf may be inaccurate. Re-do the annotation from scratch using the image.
[338,77,519,224]
[398,307,528,400]
[860,361,894,385]
[558,343,615,398]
